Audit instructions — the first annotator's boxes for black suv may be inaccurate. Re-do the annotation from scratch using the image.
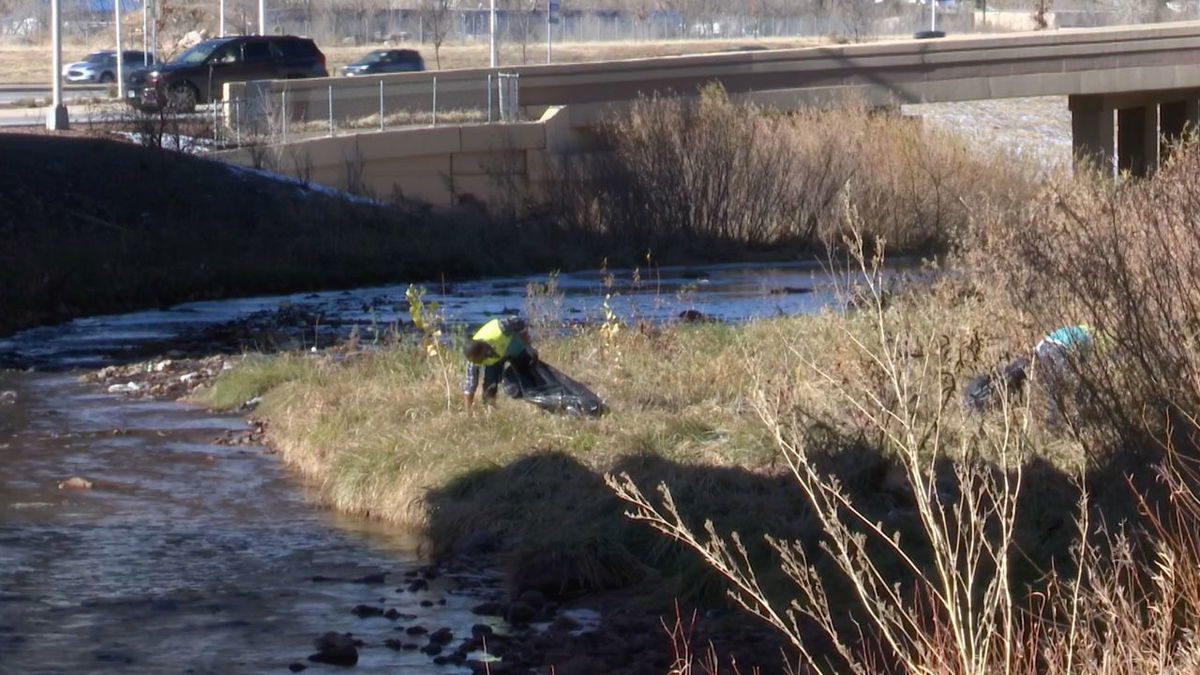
[130,35,327,111]
[341,49,424,76]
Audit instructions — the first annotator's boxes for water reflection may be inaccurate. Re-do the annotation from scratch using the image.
[0,259,919,371]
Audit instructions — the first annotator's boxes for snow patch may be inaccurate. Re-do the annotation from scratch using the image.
[222,162,385,206]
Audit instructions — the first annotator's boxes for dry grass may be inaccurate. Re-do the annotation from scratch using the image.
[0,37,822,85]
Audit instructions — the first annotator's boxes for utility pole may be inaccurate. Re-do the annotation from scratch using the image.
[47,0,68,129]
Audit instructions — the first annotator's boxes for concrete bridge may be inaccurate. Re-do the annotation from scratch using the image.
[221,21,1200,204]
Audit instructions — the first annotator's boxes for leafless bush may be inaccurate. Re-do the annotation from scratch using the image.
[609,222,1200,672]
[609,228,1037,673]
[976,142,1200,449]
[550,85,1034,258]
[93,101,218,153]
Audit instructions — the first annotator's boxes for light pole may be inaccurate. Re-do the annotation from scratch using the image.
[220,0,225,36]
[930,0,937,32]
[259,0,266,35]
[47,0,68,130]
[489,0,497,67]
[115,0,125,99]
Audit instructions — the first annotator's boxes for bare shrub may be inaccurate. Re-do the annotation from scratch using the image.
[551,85,1034,259]
[976,143,1200,448]
[607,228,1043,672]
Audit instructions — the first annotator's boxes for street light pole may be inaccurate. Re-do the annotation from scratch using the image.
[219,0,225,36]
[47,0,69,130]
[115,0,125,99]
[259,0,266,35]
[489,0,497,67]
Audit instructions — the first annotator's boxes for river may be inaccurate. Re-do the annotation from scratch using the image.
[1,258,916,673]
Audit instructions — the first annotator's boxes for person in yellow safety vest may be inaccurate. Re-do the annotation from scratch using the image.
[462,316,537,407]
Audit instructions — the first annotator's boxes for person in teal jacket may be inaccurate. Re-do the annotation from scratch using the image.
[1033,323,1111,424]
[462,316,537,407]
[963,324,1112,422]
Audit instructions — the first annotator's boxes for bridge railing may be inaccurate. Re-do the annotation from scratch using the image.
[219,71,523,148]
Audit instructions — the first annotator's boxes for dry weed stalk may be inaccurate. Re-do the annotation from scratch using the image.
[610,230,1032,674]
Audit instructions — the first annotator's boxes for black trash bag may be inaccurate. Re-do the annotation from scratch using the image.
[501,360,606,417]
[963,356,1029,412]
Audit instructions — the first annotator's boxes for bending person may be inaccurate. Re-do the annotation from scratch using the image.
[462,316,538,407]
[1032,323,1111,425]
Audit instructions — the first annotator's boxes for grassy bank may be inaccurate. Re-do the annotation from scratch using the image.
[199,123,1200,669]
[200,270,1050,590]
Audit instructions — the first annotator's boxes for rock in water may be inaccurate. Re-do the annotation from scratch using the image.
[308,632,358,666]
[58,476,93,490]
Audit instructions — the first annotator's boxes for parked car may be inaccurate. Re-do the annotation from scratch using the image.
[341,49,424,76]
[62,50,155,83]
[128,35,327,112]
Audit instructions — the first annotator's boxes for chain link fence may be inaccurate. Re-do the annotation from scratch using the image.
[210,71,522,149]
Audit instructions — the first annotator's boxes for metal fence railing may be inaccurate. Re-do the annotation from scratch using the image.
[216,71,524,149]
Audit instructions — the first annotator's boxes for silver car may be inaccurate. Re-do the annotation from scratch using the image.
[62,50,154,83]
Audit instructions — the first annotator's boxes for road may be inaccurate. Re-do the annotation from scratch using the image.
[0,84,108,104]
[0,84,119,127]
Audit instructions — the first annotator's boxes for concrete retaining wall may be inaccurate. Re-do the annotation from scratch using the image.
[215,106,587,208]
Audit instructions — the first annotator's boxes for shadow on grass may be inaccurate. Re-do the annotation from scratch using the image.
[422,430,1173,665]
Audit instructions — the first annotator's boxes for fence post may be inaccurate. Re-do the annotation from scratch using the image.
[379,80,384,132]
[487,72,493,122]
[432,76,437,126]
[281,89,287,143]
[235,99,241,147]
[498,73,506,121]
[328,84,334,136]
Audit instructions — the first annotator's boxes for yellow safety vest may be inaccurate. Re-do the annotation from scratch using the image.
[472,319,516,366]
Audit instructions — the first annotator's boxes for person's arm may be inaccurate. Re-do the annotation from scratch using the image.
[463,362,480,406]
[504,317,535,360]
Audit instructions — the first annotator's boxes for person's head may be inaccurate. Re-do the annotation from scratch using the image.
[464,339,497,364]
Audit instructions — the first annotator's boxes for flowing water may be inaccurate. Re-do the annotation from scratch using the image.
[0,257,938,675]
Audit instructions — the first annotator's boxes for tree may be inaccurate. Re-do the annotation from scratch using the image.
[420,0,454,69]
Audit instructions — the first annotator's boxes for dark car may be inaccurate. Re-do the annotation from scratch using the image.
[63,50,155,83]
[129,35,327,111]
[341,49,424,77]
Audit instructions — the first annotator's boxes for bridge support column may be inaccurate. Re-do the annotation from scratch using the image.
[1117,104,1158,177]
[1069,95,1114,175]
[1160,99,1200,164]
